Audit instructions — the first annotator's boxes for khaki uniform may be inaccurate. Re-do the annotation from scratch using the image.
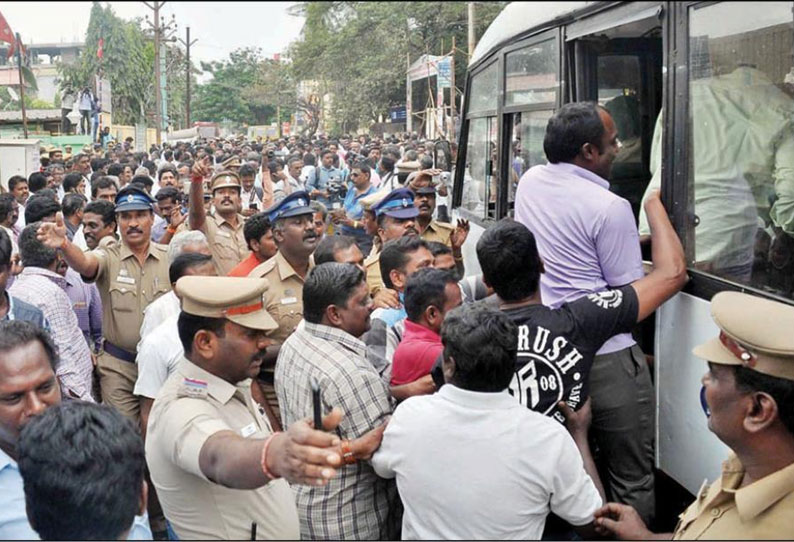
[86,241,170,422]
[200,213,248,276]
[248,251,314,425]
[419,219,454,247]
[673,454,794,540]
[145,358,299,540]
[248,251,314,345]
[364,249,385,295]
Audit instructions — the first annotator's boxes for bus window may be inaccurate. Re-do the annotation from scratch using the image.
[507,110,552,215]
[686,1,794,298]
[461,116,498,218]
[468,61,498,114]
[505,39,558,106]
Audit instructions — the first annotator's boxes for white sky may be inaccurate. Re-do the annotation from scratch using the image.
[2,2,305,81]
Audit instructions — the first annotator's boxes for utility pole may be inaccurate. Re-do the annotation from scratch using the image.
[450,36,456,139]
[144,1,177,145]
[15,33,28,139]
[467,2,476,63]
[178,26,197,129]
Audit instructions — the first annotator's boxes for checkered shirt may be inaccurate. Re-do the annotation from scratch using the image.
[276,320,397,540]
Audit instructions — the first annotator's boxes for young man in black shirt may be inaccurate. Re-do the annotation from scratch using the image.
[476,191,687,423]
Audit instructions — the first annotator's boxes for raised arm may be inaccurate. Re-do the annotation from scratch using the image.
[188,158,212,231]
[37,212,99,279]
[631,190,688,321]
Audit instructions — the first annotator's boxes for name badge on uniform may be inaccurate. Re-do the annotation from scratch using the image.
[216,230,231,238]
[177,378,208,399]
[240,423,257,438]
[116,276,136,285]
[119,269,129,276]
[281,297,298,305]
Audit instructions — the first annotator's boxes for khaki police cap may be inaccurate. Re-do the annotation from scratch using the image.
[176,276,278,331]
[210,170,242,192]
[221,156,242,169]
[692,291,794,381]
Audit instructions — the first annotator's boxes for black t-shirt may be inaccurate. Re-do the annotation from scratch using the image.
[502,286,639,424]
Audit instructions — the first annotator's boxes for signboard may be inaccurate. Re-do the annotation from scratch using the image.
[437,57,452,88]
[95,75,112,114]
[134,123,146,152]
[389,106,407,122]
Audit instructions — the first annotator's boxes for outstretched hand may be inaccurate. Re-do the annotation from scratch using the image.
[37,212,68,249]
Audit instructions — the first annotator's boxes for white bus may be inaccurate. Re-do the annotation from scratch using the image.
[451,0,794,504]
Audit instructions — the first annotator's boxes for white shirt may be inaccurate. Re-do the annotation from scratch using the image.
[137,291,179,352]
[72,224,88,252]
[134,313,183,399]
[371,385,602,540]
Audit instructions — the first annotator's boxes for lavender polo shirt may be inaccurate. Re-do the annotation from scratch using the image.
[515,162,643,355]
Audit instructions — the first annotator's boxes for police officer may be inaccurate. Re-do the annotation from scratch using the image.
[145,276,352,540]
[413,182,469,278]
[364,187,420,296]
[189,160,248,275]
[248,190,318,425]
[594,291,794,540]
[37,185,171,424]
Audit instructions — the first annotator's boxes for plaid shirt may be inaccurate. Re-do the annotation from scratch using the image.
[276,320,397,540]
[9,267,95,402]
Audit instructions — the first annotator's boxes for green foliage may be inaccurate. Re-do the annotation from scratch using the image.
[288,1,507,134]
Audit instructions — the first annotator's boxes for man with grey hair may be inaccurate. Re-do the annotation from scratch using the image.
[138,230,211,350]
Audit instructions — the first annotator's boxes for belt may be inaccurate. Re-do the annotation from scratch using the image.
[103,341,137,363]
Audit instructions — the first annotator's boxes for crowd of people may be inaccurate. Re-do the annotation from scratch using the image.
[0,102,792,541]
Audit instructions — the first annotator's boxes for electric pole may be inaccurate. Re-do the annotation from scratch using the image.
[144,1,177,145]
[467,2,476,63]
[178,26,197,129]
[15,33,28,139]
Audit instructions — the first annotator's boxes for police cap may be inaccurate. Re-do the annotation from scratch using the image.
[177,276,278,331]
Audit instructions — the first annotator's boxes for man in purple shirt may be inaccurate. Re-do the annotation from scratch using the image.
[61,264,103,353]
[515,102,655,524]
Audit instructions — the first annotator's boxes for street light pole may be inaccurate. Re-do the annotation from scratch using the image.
[178,26,197,129]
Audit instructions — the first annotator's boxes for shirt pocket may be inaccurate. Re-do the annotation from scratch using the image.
[275,300,303,335]
[109,284,137,312]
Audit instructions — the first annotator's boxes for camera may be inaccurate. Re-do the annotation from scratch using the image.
[326,178,348,210]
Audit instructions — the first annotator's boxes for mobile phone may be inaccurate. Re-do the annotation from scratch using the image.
[310,375,322,429]
[249,202,258,210]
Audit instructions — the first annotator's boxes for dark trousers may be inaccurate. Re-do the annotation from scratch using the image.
[589,344,656,524]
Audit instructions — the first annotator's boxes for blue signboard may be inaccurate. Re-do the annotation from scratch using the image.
[389,106,407,122]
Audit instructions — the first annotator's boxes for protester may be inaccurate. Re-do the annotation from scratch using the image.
[227,212,277,277]
[276,263,395,540]
[81,199,118,250]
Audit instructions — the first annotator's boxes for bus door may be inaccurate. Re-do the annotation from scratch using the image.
[566,5,664,221]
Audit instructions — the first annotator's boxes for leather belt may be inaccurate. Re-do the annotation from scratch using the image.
[103,341,137,363]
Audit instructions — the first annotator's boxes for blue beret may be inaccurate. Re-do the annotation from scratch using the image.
[266,190,314,222]
[372,187,419,219]
[115,185,155,212]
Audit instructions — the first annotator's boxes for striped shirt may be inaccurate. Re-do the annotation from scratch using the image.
[9,267,94,402]
[276,320,397,540]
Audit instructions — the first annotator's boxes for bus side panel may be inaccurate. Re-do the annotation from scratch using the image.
[655,292,730,494]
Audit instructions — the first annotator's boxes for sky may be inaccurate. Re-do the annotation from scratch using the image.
[1,2,305,81]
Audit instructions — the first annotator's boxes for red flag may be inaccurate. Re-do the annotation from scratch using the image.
[0,11,17,58]
[97,37,103,60]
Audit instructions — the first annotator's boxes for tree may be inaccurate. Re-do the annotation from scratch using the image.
[58,2,151,125]
[287,1,507,134]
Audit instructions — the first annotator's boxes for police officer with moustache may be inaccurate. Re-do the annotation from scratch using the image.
[412,181,469,279]
[595,292,794,540]
[37,186,171,425]
[189,159,248,275]
[248,191,319,427]
[364,188,421,298]
[146,276,382,540]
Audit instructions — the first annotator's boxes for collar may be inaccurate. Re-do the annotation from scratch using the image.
[275,250,313,282]
[213,212,244,230]
[438,384,519,410]
[0,446,15,471]
[177,357,240,405]
[546,162,610,190]
[119,241,163,262]
[403,319,441,342]
[19,266,67,288]
[303,321,367,358]
[728,455,794,521]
